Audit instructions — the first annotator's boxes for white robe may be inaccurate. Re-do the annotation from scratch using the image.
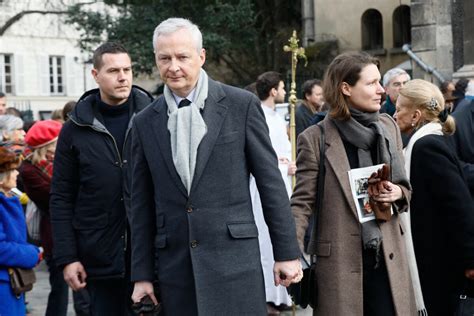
[249,104,292,306]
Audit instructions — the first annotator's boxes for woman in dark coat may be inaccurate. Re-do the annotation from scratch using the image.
[19,120,65,316]
[394,79,474,315]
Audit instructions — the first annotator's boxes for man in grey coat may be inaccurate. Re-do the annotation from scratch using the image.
[129,18,302,315]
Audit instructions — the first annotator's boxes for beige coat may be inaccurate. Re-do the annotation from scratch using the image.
[291,115,416,316]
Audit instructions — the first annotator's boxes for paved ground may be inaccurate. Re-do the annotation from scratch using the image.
[27,261,312,316]
[27,261,74,316]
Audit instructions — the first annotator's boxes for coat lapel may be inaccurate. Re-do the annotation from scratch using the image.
[190,80,228,194]
[151,99,188,197]
[323,119,359,219]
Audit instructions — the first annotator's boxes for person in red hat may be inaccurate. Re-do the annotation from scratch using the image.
[0,146,42,316]
[19,120,66,316]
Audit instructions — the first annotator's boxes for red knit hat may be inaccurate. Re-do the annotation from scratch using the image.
[25,120,62,148]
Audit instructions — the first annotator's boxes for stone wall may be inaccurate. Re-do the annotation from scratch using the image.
[410,0,454,83]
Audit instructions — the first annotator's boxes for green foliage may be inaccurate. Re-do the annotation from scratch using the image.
[66,0,303,86]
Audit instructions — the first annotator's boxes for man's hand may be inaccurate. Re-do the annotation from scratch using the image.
[273,259,303,287]
[63,261,87,291]
[132,281,158,305]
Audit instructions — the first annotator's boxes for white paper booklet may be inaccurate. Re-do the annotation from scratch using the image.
[347,163,385,223]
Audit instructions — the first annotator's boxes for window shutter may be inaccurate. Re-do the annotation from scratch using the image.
[65,56,82,97]
[14,54,25,96]
[38,55,50,96]
[0,56,4,92]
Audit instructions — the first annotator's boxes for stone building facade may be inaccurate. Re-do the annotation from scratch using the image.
[0,0,99,120]
[410,0,474,83]
[303,0,473,83]
[303,0,412,74]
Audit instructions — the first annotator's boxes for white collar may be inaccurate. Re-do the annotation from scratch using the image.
[173,88,196,105]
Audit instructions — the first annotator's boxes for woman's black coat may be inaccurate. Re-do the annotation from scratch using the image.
[410,134,474,315]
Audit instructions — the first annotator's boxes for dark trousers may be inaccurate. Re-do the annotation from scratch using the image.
[87,278,134,316]
[363,248,395,316]
[45,257,69,316]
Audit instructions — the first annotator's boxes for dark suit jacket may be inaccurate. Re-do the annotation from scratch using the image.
[129,78,300,315]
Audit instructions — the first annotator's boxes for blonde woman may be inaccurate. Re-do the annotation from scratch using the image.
[394,79,474,315]
[19,120,64,316]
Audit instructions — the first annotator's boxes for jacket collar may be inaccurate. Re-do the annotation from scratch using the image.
[151,78,227,197]
[69,85,153,128]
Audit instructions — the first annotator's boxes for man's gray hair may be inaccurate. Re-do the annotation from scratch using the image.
[152,18,203,52]
[0,115,23,141]
[383,68,410,87]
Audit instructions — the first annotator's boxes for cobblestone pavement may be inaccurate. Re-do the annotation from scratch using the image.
[27,261,312,316]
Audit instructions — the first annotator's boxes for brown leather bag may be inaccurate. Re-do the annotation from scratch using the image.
[8,267,36,297]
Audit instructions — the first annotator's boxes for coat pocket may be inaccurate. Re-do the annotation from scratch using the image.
[227,222,258,239]
[72,213,112,267]
[72,212,108,229]
[315,241,331,257]
[215,131,238,145]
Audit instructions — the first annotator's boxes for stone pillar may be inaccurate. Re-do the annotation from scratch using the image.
[410,0,454,83]
[301,0,315,46]
[452,0,474,79]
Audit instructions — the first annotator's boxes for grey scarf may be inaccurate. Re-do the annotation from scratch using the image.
[164,69,208,193]
[332,108,409,262]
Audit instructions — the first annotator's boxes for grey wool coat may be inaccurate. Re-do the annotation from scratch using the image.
[291,115,417,316]
[129,78,301,316]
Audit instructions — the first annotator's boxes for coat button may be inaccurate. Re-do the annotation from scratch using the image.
[123,160,128,164]
[190,240,198,248]
[114,161,119,166]
[186,207,193,213]
[389,253,394,260]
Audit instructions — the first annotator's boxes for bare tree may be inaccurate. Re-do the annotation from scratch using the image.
[0,0,93,36]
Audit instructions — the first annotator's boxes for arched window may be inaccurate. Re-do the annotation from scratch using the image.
[393,5,411,48]
[362,9,383,50]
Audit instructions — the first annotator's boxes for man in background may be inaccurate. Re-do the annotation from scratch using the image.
[380,68,410,116]
[296,79,324,137]
[50,42,153,315]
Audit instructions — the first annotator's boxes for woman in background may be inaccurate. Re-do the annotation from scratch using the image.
[395,79,474,315]
[0,115,26,155]
[0,146,41,316]
[19,120,65,316]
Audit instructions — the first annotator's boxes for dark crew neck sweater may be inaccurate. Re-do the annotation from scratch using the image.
[97,95,130,156]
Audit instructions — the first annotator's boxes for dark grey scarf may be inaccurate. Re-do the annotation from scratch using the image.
[332,108,409,263]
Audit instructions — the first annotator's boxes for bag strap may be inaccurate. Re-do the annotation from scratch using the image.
[311,124,326,264]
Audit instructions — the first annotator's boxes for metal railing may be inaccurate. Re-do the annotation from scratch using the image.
[402,44,445,82]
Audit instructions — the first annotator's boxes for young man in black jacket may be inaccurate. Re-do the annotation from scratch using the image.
[50,42,153,315]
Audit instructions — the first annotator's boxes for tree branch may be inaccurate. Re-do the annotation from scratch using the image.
[0,2,95,36]
[0,10,66,36]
